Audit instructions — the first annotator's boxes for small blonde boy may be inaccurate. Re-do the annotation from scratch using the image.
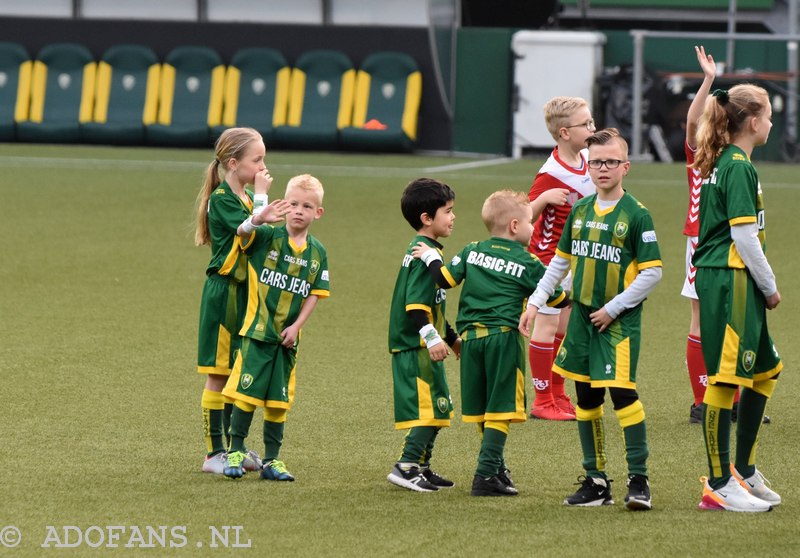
[527,96,597,421]
[221,174,329,481]
[414,189,566,496]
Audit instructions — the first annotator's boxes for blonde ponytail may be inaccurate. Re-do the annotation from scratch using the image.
[192,127,263,246]
[194,159,222,246]
[692,85,769,178]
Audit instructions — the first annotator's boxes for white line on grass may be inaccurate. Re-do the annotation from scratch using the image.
[0,155,517,178]
[420,157,515,173]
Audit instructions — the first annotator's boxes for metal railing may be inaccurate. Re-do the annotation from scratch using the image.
[630,29,800,161]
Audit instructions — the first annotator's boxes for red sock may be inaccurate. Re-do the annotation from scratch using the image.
[551,334,566,399]
[529,341,555,405]
[686,335,707,406]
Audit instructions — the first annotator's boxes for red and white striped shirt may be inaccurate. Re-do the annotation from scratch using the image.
[528,146,595,264]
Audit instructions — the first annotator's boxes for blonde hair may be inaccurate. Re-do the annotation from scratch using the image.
[586,127,627,156]
[543,96,589,140]
[481,189,529,233]
[692,84,769,178]
[194,127,263,246]
[285,174,324,205]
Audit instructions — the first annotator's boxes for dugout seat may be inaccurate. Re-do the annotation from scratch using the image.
[82,44,160,144]
[16,43,96,143]
[146,46,225,147]
[217,47,290,144]
[340,52,422,152]
[0,42,32,141]
[273,49,355,149]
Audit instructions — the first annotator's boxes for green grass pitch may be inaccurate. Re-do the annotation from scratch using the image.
[0,143,797,556]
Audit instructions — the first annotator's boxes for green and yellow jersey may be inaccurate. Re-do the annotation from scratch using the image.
[442,237,565,339]
[388,236,447,353]
[206,181,253,283]
[556,192,662,308]
[239,224,329,344]
[693,144,766,270]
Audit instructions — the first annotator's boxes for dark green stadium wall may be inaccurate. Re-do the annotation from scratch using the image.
[452,27,515,154]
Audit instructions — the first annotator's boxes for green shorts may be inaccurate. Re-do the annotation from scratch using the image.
[222,336,297,409]
[554,302,642,389]
[460,330,527,423]
[197,274,246,375]
[696,267,782,387]
[391,348,453,429]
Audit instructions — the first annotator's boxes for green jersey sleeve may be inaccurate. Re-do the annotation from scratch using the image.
[441,242,474,287]
[630,209,662,268]
[722,163,759,226]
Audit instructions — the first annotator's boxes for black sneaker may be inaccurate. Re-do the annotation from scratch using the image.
[689,403,703,424]
[387,463,439,492]
[624,474,652,511]
[564,476,614,506]
[731,402,771,424]
[471,474,519,497]
[420,466,455,488]
[498,467,516,489]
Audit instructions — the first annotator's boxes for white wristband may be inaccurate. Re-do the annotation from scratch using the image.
[419,323,443,349]
[420,248,443,266]
[241,216,258,234]
[253,194,269,215]
[527,290,546,309]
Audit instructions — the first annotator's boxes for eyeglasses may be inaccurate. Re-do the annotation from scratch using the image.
[564,119,596,131]
[588,159,625,170]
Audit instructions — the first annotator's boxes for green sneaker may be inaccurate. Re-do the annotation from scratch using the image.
[224,451,246,479]
[261,459,295,481]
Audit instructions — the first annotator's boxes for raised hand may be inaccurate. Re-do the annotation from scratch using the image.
[695,45,716,79]
[255,199,291,225]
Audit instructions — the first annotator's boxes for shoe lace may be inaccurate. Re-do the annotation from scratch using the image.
[268,460,289,474]
[753,469,772,488]
[227,451,246,468]
[422,468,442,480]
[627,475,646,491]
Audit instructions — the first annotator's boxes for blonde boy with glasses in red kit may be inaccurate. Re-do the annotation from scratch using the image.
[526,97,597,421]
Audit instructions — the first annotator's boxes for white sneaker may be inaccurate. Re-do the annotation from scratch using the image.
[387,463,439,492]
[698,475,772,512]
[730,465,781,506]
[201,452,227,474]
[242,449,263,472]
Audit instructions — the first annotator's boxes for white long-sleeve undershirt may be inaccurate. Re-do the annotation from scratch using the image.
[529,255,662,319]
[731,223,777,296]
